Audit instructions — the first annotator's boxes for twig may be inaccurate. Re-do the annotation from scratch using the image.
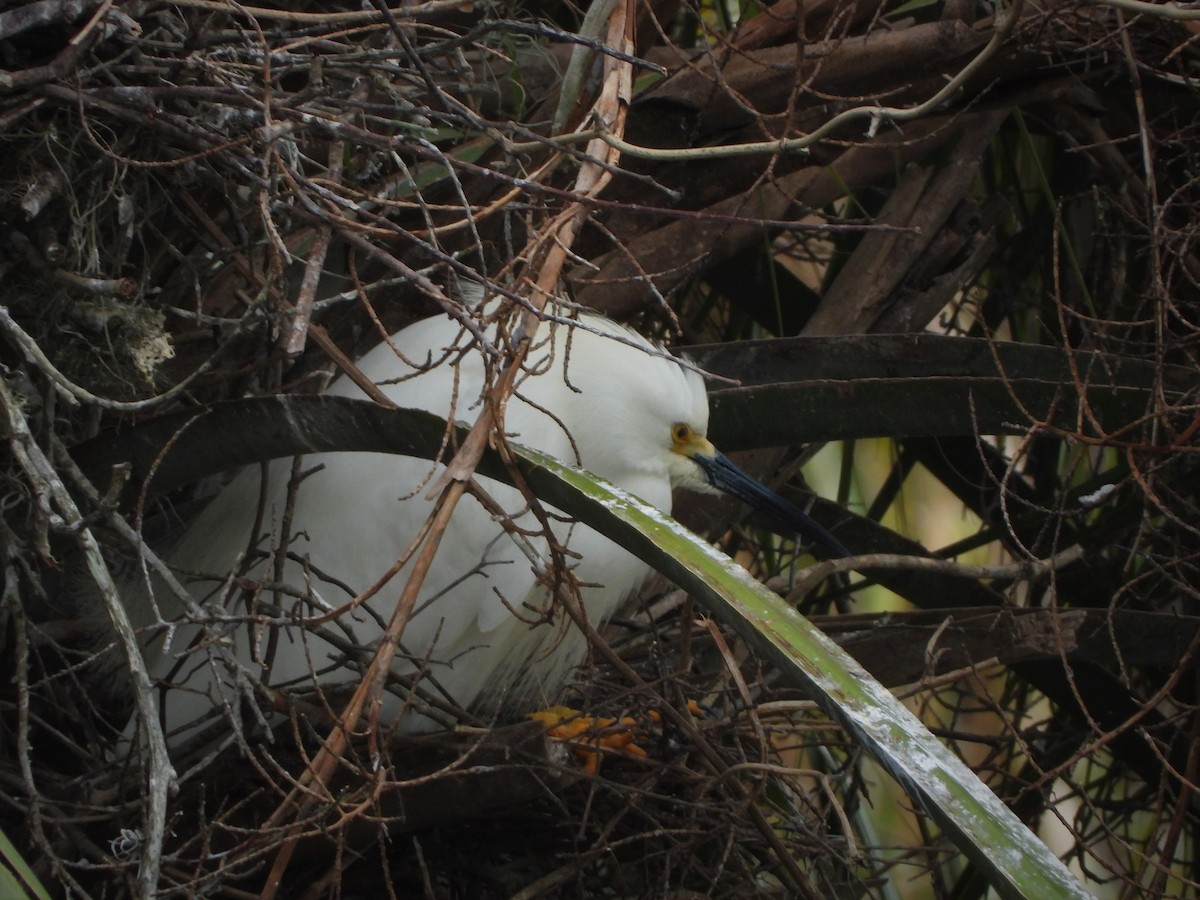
[0,375,174,900]
[508,0,1026,163]
[0,305,247,412]
[787,544,1088,604]
[1088,0,1200,19]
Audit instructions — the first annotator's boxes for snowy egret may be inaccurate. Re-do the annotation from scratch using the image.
[130,304,846,746]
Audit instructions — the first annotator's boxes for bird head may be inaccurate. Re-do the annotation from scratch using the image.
[665,418,849,560]
[526,311,848,560]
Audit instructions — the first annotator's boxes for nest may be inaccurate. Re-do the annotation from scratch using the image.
[0,4,869,896]
[2,1,1199,898]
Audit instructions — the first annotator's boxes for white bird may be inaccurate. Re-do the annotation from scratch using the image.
[131,303,845,749]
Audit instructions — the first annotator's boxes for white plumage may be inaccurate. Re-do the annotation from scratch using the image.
[137,307,714,742]
[131,303,846,750]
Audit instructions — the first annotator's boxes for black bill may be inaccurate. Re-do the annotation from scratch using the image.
[692,451,850,559]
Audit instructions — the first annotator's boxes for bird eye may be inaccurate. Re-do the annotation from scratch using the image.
[672,423,691,443]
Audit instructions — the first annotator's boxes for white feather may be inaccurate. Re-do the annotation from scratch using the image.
[132,307,709,742]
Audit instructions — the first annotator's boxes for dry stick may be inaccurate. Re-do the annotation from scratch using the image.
[254,300,535,896]
[786,545,1089,605]
[0,376,172,900]
[163,0,472,24]
[285,77,368,356]
[176,191,395,406]
[258,478,464,895]
[505,0,1026,164]
[0,305,241,413]
[509,0,629,330]
[286,189,338,357]
[172,187,451,888]
[259,2,636,891]
[257,183,560,894]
